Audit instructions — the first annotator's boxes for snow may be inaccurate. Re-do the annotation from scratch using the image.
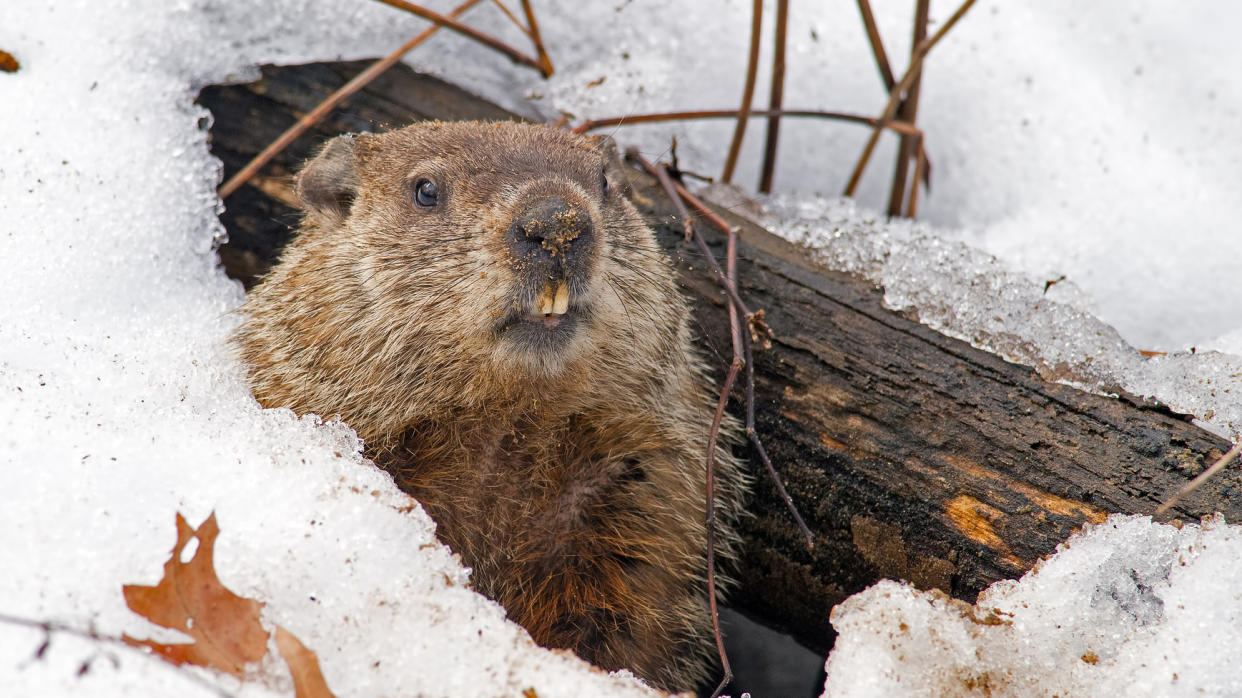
[823,514,1242,697]
[0,1,659,696]
[764,195,1242,439]
[1,0,1240,696]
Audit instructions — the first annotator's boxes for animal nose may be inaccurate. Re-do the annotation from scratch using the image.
[507,195,594,269]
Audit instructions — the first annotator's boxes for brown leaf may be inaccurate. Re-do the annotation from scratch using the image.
[0,50,18,73]
[123,512,268,677]
[275,626,338,698]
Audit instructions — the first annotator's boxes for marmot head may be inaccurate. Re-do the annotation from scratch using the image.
[237,121,687,443]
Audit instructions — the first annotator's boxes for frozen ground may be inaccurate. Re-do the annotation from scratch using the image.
[0,0,1239,696]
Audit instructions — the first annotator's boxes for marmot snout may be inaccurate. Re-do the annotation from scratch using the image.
[234,121,746,692]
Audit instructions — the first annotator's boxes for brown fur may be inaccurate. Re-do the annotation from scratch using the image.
[233,121,746,692]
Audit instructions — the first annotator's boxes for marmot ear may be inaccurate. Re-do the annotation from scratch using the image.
[591,134,621,162]
[295,134,361,222]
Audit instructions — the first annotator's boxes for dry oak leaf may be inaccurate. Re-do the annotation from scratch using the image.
[0,50,18,73]
[275,626,336,698]
[122,512,268,678]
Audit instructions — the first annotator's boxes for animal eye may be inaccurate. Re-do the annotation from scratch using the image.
[601,168,610,199]
[414,179,439,208]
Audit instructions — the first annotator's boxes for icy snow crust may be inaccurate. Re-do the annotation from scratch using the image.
[0,1,656,696]
[765,195,1242,440]
[3,0,1241,696]
[824,515,1242,698]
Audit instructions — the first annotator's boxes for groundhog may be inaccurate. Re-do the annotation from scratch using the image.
[233,121,747,692]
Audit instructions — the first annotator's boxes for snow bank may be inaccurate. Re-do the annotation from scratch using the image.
[0,1,657,695]
[823,514,1242,697]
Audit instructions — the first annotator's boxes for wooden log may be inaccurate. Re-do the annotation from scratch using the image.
[199,60,1240,658]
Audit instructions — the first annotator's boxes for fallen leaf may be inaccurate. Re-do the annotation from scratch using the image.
[0,50,18,73]
[276,626,337,698]
[123,512,268,677]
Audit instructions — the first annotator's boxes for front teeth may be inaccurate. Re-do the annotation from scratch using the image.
[537,281,570,316]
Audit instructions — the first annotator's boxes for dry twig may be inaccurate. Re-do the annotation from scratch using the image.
[907,133,928,217]
[0,612,235,697]
[854,0,896,89]
[758,0,789,193]
[627,150,811,524]
[488,0,529,36]
[705,355,741,698]
[720,0,764,184]
[373,0,549,75]
[630,146,816,696]
[844,0,977,197]
[518,0,555,78]
[855,0,933,192]
[638,163,814,550]
[1156,441,1242,517]
[887,0,929,217]
[572,108,924,138]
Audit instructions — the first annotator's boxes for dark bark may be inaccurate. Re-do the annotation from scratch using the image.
[199,60,1240,658]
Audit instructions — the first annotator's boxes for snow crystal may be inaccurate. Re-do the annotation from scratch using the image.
[823,514,1242,698]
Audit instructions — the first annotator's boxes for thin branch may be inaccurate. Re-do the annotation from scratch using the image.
[758,0,789,193]
[219,0,484,199]
[489,0,531,38]
[844,0,977,197]
[726,203,743,355]
[658,178,810,547]
[0,611,236,697]
[640,146,697,243]
[705,357,741,698]
[855,0,896,90]
[628,149,812,549]
[743,330,813,545]
[669,180,757,322]
[887,0,929,217]
[518,0,555,78]
[629,149,753,318]
[721,0,764,184]
[907,134,927,217]
[573,108,925,138]
[711,202,745,698]
[1156,441,1242,517]
[372,0,549,76]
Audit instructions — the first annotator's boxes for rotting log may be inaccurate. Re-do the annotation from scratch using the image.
[199,60,1241,657]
